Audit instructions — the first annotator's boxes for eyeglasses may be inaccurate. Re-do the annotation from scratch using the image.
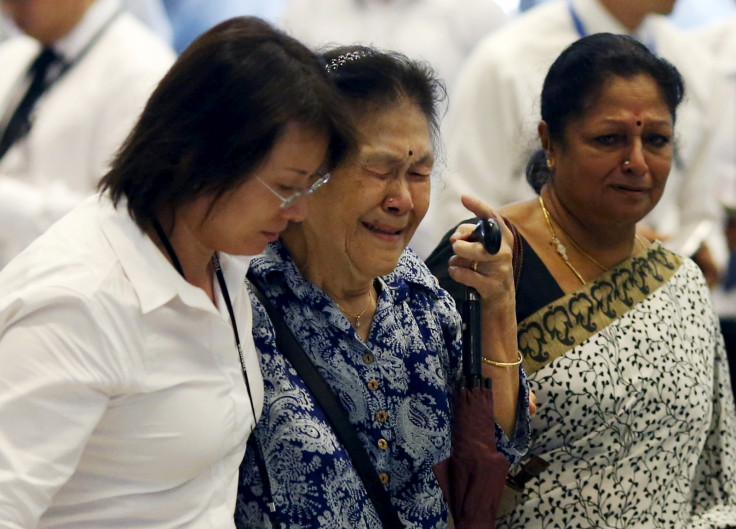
[257,172,331,209]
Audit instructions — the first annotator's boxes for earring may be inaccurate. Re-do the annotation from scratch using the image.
[546,158,553,169]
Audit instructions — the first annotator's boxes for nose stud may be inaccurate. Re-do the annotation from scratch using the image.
[623,160,630,167]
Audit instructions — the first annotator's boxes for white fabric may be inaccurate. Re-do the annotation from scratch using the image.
[0,0,175,267]
[122,0,174,44]
[280,0,507,96]
[694,15,736,210]
[694,15,736,316]
[0,194,262,529]
[427,0,730,264]
[503,255,736,527]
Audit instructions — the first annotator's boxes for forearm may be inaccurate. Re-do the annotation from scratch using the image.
[481,302,520,436]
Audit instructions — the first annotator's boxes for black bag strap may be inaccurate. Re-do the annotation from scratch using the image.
[251,284,403,529]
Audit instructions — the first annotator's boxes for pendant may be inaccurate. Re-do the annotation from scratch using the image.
[355,318,361,329]
[552,238,569,260]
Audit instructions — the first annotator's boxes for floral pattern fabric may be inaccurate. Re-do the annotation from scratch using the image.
[500,244,736,529]
[235,241,530,529]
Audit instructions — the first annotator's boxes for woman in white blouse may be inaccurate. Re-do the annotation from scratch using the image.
[0,16,352,529]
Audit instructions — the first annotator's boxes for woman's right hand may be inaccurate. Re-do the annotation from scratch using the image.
[447,194,516,312]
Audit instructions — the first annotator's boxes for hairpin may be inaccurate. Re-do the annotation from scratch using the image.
[325,50,369,72]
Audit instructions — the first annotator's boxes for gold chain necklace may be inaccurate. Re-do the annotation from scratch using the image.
[538,195,587,285]
[562,221,648,269]
[336,287,375,329]
[538,196,648,285]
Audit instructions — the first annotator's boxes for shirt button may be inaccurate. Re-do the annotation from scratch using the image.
[377,438,388,450]
[376,410,388,422]
[367,379,379,391]
[362,353,375,364]
[379,472,390,484]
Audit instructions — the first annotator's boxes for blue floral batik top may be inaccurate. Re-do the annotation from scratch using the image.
[235,241,530,529]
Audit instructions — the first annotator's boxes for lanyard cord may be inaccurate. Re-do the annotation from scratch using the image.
[151,220,258,422]
[54,8,123,85]
[567,0,657,53]
[152,220,279,525]
[568,0,587,38]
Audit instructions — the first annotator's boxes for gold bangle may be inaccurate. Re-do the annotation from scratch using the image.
[482,351,523,367]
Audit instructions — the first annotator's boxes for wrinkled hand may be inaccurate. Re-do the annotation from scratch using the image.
[447,195,515,309]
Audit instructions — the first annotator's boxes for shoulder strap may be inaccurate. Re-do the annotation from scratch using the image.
[251,285,403,529]
[500,215,523,290]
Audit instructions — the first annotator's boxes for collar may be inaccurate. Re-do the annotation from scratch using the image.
[97,194,251,315]
[53,0,121,62]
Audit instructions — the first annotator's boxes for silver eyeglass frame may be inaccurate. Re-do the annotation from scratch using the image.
[257,172,331,209]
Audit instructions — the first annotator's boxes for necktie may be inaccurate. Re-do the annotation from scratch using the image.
[0,47,60,161]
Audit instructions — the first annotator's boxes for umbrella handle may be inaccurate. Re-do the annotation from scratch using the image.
[462,218,501,388]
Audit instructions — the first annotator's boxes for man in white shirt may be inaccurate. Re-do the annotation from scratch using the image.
[695,14,736,375]
[0,0,175,267]
[429,0,731,276]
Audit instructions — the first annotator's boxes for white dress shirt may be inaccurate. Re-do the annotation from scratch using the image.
[695,15,736,315]
[694,15,736,210]
[0,195,262,529]
[0,0,175,267]
[427,0,729,264]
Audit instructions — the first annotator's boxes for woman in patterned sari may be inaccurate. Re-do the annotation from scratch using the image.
[427,33,736,528]
[235,47,531,528]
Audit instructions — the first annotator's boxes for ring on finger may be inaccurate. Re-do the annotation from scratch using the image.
[472,261,479,272]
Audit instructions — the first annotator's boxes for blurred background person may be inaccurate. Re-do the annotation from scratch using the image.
[278,0,509,259]
[279,0,507,97]
[427,0,732,283]
[695,11,736,396]
[162,0,288,53]
[122,0,174,44]
[0,16,353,528]
[428,33,736,527]
[0,10,8,40]
[0,0,175,267]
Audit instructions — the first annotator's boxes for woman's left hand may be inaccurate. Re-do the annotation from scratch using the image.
[447,194,515,310]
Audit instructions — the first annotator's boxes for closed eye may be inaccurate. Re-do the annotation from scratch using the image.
[276,184,299,194]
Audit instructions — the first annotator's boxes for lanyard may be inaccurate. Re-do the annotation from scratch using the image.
[151,220,259,426]
[567,0,657,54]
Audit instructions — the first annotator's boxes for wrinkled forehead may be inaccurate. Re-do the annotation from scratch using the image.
[353,100,433,155]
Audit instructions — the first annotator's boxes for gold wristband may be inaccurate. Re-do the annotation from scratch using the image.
[482,351,523,367]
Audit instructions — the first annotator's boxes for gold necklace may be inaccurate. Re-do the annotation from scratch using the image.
[538,196,648,285]
[566,227,649,268]
[635,234,648,251]
[336,287,375,329]
[538,195,587,285]
[560,226,608,271]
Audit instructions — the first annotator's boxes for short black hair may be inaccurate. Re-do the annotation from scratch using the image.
[320,45,446,153]
[526,32,684,193]
[99,16,354,229]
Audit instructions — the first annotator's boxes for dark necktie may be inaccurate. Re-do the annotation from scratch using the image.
[0,47,60,161]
